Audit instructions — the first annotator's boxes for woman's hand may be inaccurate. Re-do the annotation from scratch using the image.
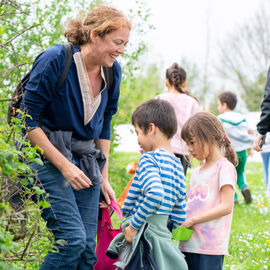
[100,181,116,206]
[253,133,265,152]
[61,162,92,190]
[124,225,138,243]
[27,128,91,190]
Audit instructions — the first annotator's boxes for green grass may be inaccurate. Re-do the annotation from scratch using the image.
[224,162,270,270]
[109,152,140,199]
[112,153,270,270]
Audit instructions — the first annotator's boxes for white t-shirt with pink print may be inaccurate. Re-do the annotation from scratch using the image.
[179,158,237,255]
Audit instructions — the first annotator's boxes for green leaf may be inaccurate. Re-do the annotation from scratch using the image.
[2,163,16,175]
[20,178,28,186]
[37,200,50,208]
[28,177,35,184]
[55,239,67,246]
[34,158,44,166]
[32,186,45,195]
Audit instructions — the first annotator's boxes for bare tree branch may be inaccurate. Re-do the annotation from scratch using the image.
[217,1,270,110]
[1,24,40,47]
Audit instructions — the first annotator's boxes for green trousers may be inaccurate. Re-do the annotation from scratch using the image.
[235,150,248,200]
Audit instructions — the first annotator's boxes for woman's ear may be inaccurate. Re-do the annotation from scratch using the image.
[90,31,98,43]
[165,79,170,88]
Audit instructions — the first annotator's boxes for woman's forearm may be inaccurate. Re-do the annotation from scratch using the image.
[27,127,91,190]
[27,127,70,170]
[99,139,110,181]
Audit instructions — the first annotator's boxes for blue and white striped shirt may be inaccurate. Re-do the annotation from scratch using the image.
[122,148,187,230]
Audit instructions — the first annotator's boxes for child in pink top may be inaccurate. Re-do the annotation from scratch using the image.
[179,112,237,270]
[156,63,199,175]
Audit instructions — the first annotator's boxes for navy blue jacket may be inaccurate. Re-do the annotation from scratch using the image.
[23,44,121,140]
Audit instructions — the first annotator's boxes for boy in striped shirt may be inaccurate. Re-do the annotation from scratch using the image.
[121,99,187,269]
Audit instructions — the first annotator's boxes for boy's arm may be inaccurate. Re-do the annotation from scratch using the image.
[128,155,164,230]
[170,187,187,229]
[121,173,140,217]
[170,200,187,229]
[181,185,234,228]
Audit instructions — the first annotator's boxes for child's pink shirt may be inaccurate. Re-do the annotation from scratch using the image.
[156,93,199,155]
[179,158,237,255]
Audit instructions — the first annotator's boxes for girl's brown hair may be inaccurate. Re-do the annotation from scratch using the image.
[181,112,238,166]
[64,6,131,46]
[166,63,198,102]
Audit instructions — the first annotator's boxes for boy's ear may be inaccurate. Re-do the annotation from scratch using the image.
[147,123,156,134]
[221,102,229,109]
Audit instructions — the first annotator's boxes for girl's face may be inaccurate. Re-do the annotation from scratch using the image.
[134,124,153,153]
[92,26,130,67]
[186,136,210,161]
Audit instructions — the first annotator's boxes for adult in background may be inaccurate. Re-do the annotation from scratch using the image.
[156,63,199,175]
[22,6,130,269]
[253,68,270,152]
[253,68,270,198]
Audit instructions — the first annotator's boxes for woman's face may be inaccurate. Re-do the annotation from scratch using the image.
[92,26,130,67]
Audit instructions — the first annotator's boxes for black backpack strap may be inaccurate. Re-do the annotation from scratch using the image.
[103,66,114,93]
[54,43,73,95]
[38,44,73,125]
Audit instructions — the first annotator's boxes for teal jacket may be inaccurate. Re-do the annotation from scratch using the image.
[107,215,188,270]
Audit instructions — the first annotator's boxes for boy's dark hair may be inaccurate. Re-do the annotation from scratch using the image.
[132,99,177,139]
[218,91,237,110]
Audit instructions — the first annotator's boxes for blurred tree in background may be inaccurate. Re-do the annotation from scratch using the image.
[217,1,270,111]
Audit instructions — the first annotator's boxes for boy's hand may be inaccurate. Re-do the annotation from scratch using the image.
[124,225,138,243]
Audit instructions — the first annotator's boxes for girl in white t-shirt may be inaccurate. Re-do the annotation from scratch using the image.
[179,112,237,270]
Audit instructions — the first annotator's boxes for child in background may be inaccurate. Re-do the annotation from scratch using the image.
[156,63,199,175]
[121,99,188,269]
[179,112,237,270]
[217,91,253,204]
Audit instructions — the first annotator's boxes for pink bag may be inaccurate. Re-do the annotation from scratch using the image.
[94,200,122,270]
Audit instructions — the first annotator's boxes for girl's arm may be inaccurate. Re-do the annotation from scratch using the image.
[181,184,234,228]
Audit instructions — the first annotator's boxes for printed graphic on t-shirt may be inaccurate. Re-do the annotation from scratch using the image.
[187,183,209,201]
